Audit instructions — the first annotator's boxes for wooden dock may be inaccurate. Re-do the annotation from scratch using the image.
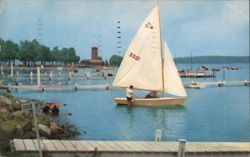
[0,84,110,91]
[184,80,250,88]
[0,80,248,91]
[12,139,250,157]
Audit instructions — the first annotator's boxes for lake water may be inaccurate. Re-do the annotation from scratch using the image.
[8,63,250,142]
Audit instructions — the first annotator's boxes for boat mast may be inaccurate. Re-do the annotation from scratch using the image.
[157,4,165,94]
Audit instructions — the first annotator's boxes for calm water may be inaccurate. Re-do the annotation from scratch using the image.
[9,63,250,141]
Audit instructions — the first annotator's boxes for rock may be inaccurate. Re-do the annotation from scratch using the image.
[22,121,33,132]
[39,124,51,137]
[0,108,9,113]
[12,110,27,117]
[20,99,28,103]
[50,122,62,135]
[0,95,13,105]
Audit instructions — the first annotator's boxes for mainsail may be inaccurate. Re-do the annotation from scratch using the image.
[163,41,187,97]
[113,5,187,98]
[112,6,163,91]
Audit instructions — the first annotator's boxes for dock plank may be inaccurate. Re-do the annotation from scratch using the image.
[128,141,151,152]
[85,141,106,151]
[112,141,134,152]
[79,141,95,151]
[23,139,36,151]
[95,141,114,151]
[51,140,67,151]
[32,139,47,151]
[156,142,178,152]
[13,139,26,151]
[69,140,87,151]
[105,141,126,151]
[60,140,78,151]
[140,142,163,152]
[42,140,57,151]
[136,142,159,152]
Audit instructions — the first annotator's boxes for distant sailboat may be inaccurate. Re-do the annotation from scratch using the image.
[112,5,187,107]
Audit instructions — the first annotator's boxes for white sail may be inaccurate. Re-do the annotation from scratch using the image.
[163,41,187,97]
[112,6,163,91]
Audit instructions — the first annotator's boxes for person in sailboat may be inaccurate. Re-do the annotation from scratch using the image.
[126,85,135,107]
[145,91,158,98]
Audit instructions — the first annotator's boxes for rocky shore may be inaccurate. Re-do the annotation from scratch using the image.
[0,92,80,156]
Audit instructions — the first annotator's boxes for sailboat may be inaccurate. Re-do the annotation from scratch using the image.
[112,5,187,107]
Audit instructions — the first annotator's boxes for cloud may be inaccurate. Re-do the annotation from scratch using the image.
[226,0,249,21]
[176,0,249,54]
[0,0,248,58]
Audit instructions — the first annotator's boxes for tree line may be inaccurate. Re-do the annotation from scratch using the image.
[0,38,80,66]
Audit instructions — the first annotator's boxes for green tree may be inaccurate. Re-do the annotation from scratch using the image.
[19,40,33,66]
[39,45,51,66]
[5,40,19,66]
[0,38,6,65]
[109,54,123,66]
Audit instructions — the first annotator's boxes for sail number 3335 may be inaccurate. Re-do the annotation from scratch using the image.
[129,52,140,61]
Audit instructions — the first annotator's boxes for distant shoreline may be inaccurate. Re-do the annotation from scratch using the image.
[174,55,249,64]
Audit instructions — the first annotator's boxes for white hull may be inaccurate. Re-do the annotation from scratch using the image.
[114,97,187,107]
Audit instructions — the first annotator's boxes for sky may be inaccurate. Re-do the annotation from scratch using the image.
[0,0,249,61]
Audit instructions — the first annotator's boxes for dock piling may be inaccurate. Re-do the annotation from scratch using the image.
[178,139,186,157]
[30,72,33,81]
[75,83,78,91]
[49,71,53,81]
[42,87,45,92]
[105,83,109,90]
[10,64,13,78]
[1,65,3,75]
[37,67,41,86]
[155,130,162,142]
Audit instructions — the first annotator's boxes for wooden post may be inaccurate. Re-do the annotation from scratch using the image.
[31,102,43,157]
[7,83,11,92]
[37,67,41,87]
[30,72,33,81]
[0,65,3,75]
[75,83,78,91]
[155,130,162,142]
[49,71,53,81]
[68,71,72,80]
[222,69,225,81]
[42,86,45,92]
[106,83,109,90]
[104,72,107,79]
[87,72,90,80]
[178,139,186,157]
[10,64,13,78]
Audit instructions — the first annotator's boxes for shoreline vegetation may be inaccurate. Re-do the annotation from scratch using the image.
[0,92,80,156]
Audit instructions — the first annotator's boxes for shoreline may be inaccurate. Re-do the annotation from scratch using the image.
[0,92,80,156]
